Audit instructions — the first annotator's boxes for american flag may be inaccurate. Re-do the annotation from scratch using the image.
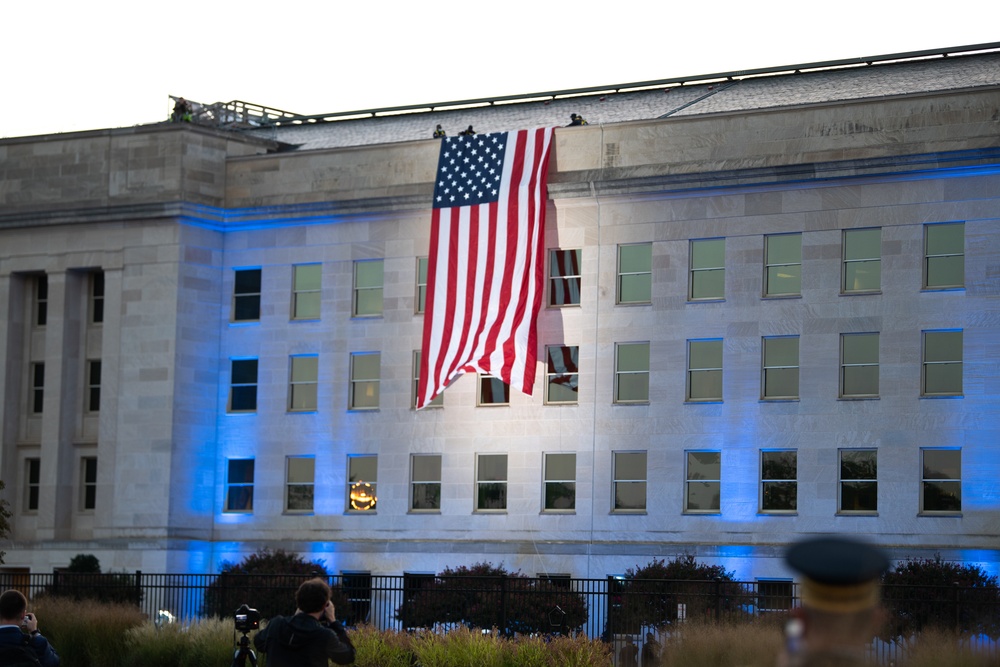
[417,127,555,409]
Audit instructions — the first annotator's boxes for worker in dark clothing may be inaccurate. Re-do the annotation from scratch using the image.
[568,113,588,126]
[459,125,475,136]
[254,578,355,666]
[433,124,446,138]
[171,97,193,123]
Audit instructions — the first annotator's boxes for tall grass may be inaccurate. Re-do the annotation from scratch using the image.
[32,596,145,667]
[902,629,999,667]
[656,620,784,667]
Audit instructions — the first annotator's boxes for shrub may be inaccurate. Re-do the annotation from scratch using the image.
[38,554,142,607]
[347,625,414,667]
[202,548,350,622]
[881,555,1000,640]
[395,562,588,635]
[613,555,744,632]
[0,481,11,563]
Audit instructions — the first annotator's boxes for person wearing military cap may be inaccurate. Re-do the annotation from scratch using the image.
[779,536,890,667]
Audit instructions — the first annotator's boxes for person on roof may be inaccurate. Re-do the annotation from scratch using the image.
[433,124,446,138]
[458,125,475,136]
[568,113,588,126]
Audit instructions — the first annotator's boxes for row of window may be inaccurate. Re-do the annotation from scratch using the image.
[226,328,962,413]
[26,360,102,415]
[222,447,962,516]
[228,223,964,323]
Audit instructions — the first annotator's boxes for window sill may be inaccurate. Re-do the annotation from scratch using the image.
[683,510,721,515]
[840,290,882,297]
[685,399,723,404]
[918,511,962,517]
[836,511,878,516]
[408,509,442,515]
[473,510,508,514]
[541,510,576,515]
[837,396,879,401]
[757,511,798,516]
[761,294,802,300]
[610,510,647,515]
[920,286,965,293]
[759,398,800,403]
[616,301,652,307]
[686,297,725,304]
[283,511,315,516]
[920,394,964,399]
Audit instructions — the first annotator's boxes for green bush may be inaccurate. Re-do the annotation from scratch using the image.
[881,555,1000,639]
[202,548,351,622]
[612,555,744,632]
[396,562,588,634]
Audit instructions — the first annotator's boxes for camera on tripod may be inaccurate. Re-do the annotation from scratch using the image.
[234,604,261,634]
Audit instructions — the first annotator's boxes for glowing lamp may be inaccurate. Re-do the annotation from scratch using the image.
[350,481,377,511]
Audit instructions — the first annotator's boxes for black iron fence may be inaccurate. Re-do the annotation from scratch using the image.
[2,571,996,663]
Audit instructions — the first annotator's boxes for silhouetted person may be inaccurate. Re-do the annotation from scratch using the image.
[619,636,639,666]
[641,631,657,666]
[172,97,193,123]
[254,578,355,666]
[459,125,475,136]
[779,536,890,667]
[0,590,60,667]
[433,124,446,138]
[568,113,588,126]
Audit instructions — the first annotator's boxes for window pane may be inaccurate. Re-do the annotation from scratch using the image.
[923,449,960,479]
[619,244,652,272]
[546,346,579,404]
[226,486,253,511]
[232,359,258,384]
[412,483,441,510]
[412,455,441,481]
[764,338,798,367]
[687,451,720,479]
[234,269,261,293]
[355,261,383,288]
[843,333,878,364]
[291,356,318,381]
[545,482,576,510]
[355,289,383,316]
[762,451,796,480]
[691,270,724,300]
[291,383,318,410]
[614,482,646,510]
[294,292,321,319]
[766,235,801,264]
[690,340,722,368]
[841,482,878,512]
[844,229,880,261]
[619,274,652,303]
[686,482,720,511]
[549,249,581,306]
[416,257,428,313]
[926,223,964,254]
[844,261,881,292]
[617,343,650,372]
[479,376,510,405]
[616,373,649,402]
[762,482,797,511]
[294,264,321,290]
[841,450,877,479]
[924,331,962,362]
[287,457,314,483]
[229,460,254,483]
[231,386,258,412]
[349,456,378,482]
[766,265,801,296]
[545,453,576,480]
[764,367,798,398]
[692,238,725,268]
[478,483,507,509]
[923,481,961,512]
[478,455,507,481]
[689,371,722,401]
[927,256,964,287]
[615,452,646,479]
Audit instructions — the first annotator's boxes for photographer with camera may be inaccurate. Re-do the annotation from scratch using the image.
[253,578,355,666]
[0,590,60,667]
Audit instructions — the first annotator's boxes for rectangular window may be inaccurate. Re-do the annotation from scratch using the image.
[690,238,725,300]
[685,451,721,513]
[543,453,576,512]
[410,454,442,512]
[229,359,258,412]
[764,234,801,297]
[225,459,254,512]
[924,222,964,289]
[90,271,105,324]
[757,580,793,612]
[24,458,40,512]
[762,336,799,400]
[760,450,797,513]
[416,257,429,314]
[412,350,443,408]
[353,260,384,317]
[34,275,48,327]
[289,355,319,412]
[921,448,961,513]
[292,264,322,320]
[476,454,507,511]
[842,228,881,293]
[840,333,879,398]
[614,342,650,404]
[687,339,722,402]
[232,269,262,322]
[617,243,652,305]
[348,455,378,512]
[80,456,97,511]
[548,248,581,307]
[839,449,877,514]
[545,345,579,405]
[340,572,372,626]
[86,360,102,412]
[30,362,44,414]
[478,374,510,406]
[922,330,963,396]
[613,451,646,512]
[349,352,381,410]
[285,456,315,513]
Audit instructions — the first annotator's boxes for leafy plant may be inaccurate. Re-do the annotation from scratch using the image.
[881,555,1000,640]
[395,562,588,635]
[0,481,12,563]
[613,555,744,632]
[202,548,350,622]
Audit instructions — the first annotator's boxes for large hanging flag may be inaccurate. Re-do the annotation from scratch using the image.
[417,127,555,409]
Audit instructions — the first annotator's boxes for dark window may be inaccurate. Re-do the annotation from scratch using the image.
[25,458,40,512]
[35,275,48,327]
[91,271,105,323]
[87,360,102,412]
[31,363,45,414]
[548,249,581,306]
[225,459,255,512]
[233,269,262,321]
[230,359,258,412]
[81,457,97,510]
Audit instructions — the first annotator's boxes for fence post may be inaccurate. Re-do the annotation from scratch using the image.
[135,571,142,609]
[953,581,961,634]
[714,578,722,622]
[499,573,508,636]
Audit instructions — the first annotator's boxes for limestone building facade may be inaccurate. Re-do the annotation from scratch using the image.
[1,46,998,587]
